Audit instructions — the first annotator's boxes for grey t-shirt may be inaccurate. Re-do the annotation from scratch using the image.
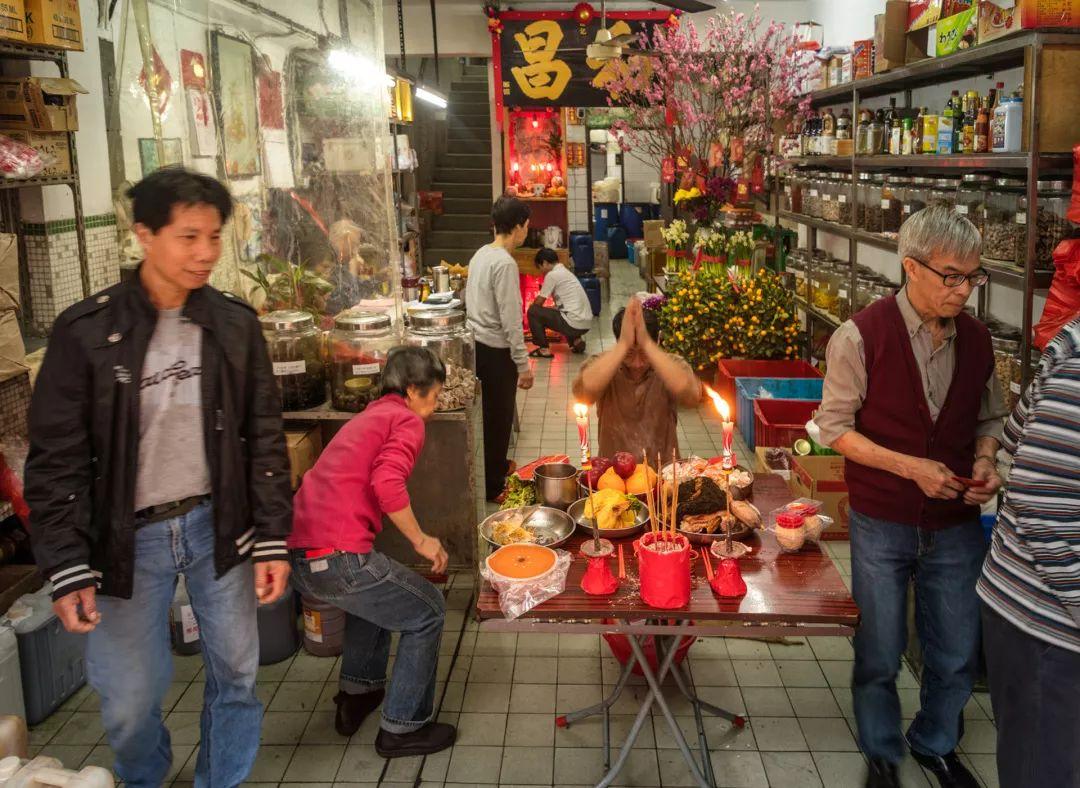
[133,308,211,511]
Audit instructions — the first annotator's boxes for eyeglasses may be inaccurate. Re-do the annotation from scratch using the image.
[908,257,989,288]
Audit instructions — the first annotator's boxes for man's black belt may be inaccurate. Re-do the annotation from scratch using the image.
[135,494,211,526]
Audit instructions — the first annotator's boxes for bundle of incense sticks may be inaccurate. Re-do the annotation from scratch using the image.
[642,449,658,535]
[702,547,714,580]
[669,449,680,538]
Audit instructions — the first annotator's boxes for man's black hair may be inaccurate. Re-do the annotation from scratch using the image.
[127,167,234,233]
[534,247,559,267]
[491,195,531,235]
[613,307,660,342]
[381,346,446,397]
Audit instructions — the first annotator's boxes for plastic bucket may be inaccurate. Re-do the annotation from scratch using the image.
[635,532,691,609]
[301,596,345,657]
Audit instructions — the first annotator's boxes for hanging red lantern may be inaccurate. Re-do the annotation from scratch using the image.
[572,3,595,26]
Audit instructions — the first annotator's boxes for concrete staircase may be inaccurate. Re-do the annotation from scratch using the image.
[423,64,493,269]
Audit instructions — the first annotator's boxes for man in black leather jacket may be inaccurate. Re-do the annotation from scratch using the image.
[26,168,293,788]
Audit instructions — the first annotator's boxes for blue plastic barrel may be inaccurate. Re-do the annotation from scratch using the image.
[620,203,646,239]
[594,202,619,241]
[606,226,628,260]
[577,274,602,316]
[569,231,594,273]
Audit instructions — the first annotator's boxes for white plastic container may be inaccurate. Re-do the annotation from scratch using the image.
[991,97,1022,153]
[0,756,113,788]
[0,629,24,721]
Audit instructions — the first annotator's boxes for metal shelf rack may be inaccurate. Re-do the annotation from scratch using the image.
[778,30,1080,387]
[0,40,90,334]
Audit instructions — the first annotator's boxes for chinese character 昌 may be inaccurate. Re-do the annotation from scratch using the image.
[511,21,572,101]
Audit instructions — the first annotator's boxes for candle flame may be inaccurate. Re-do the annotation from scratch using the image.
[704,386,730,421]
[573,403,589,418]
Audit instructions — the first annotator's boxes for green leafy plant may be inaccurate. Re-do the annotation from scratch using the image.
[240,254,334,318]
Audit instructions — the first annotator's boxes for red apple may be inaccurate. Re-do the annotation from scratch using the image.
[591,457,613,475]
[612,451,637,479]
[582,467,605,490]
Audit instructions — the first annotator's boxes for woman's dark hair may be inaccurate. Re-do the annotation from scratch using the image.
[534,247,559,267]
[381,346,446,397]
[613,307,660,342]
[127,167,234,232]
[491,196,531,235]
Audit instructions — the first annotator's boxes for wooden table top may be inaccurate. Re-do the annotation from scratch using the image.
[475,474,859,629]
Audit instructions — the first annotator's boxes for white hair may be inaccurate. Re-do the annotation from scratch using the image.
[897,204,982,263]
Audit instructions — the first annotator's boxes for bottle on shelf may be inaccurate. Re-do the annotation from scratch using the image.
[882,99,897,154]
[889,112,903,155]
[946,90,960,113]
[912,107,926,154]
[922,110,939,155]
[992,92,1023,153]
[974,105,990,153]
[822,108,837,154]
[856,110,872,155]
[988,81,1004,113]
[961,101,976,154]
[870,110,887,156]
[837,108,852,141]
[901,117,914,156]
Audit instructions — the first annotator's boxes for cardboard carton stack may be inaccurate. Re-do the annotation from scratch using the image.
[0,234,26,385]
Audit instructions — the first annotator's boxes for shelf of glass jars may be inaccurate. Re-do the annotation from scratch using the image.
[783,153,1073,171]
[793,295,841,329]
[805,30,1080,107]
[778,209,1054,288]
[282,402,471,422]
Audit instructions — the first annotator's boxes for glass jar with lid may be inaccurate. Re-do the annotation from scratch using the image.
[329,310,398,413]
[1027,179,1071,271]
[406,306,477,411]
[260,310,327,411]
[787,250,809,300]
[929,177,958,209]
[804,173,823,219]
[991,333,1022,411]
[810,264,836,313]
[832,261,854,321]
[855,172,873,229]
[821,174,841,223]
[881,175,907,233]
[780,174,793,213]
[955,174,990,234]
[789,172,805,214]
[983,177,1024,264]
[863,174,885,233]
[901,176,932,226]
[836,173,854,226]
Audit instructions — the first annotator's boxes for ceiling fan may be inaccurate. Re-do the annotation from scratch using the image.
[576,1,716,62]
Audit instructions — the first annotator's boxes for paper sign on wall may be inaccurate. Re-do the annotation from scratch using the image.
[186,88,217,157]
[180,50,207,90]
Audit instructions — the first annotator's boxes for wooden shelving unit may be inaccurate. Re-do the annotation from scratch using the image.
[779,29,1080,387]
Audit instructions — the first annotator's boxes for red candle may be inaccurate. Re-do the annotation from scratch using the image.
[704,386,735,470]
[573,403,591,469]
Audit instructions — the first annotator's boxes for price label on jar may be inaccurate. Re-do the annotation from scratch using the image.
[881,199,891,209]
[822,194,832,202]
[903,205,912,214]
[956,205,969,215]
[352,362,381,375]
[838,195,847,204]
[809,189,819,197]
[273,360,306,376]
[1016,212,1027,226]
[838,289,848,299]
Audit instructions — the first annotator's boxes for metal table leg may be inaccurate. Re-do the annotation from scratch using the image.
[556,650,637,768]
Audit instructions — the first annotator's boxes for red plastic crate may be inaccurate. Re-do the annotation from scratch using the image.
[715,359,822,418]
[753,398,821,450]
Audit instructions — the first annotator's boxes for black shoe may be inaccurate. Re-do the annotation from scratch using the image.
[910,750,979,788]
[571,338,587,354]
[866,758,901,788]
[334,689,385,737]
[375,721,457,758]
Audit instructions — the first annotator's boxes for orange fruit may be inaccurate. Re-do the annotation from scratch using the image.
[625,466,657,496]
[486,544,557,580]
[596,467,626,493]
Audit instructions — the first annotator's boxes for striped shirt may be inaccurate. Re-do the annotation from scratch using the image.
[977,318,1080,654]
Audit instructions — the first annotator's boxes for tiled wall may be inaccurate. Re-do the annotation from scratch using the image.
[24,215,120,334]
[565,123,590,234]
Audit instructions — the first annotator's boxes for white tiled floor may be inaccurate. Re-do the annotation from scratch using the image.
[30,261,999,786]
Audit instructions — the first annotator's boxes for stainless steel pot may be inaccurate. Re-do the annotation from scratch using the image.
[532,463,579,511]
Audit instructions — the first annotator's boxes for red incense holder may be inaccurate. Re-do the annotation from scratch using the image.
[710,557,747,598]
[581,555,619,595]
[635,532,691,609]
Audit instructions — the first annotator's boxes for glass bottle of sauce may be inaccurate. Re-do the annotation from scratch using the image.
[837,108,852,141]
[974,107,990,153]
[870,111,887,156]
[856,110,872,155]
[901,118,914,156]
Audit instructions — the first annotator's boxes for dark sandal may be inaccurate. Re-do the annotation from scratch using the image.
[528,348,554,358]
[571,338,587,354]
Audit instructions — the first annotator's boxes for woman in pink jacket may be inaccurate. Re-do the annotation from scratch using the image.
[288,346,456,758]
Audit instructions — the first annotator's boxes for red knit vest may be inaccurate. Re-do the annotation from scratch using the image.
[845,295,993,528]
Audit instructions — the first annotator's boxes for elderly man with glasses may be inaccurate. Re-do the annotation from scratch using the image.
[816,205,1008,788]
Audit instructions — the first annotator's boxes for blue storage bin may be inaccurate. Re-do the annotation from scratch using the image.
[594,203,619,241]
[577,274,602,316]
[620,203,646,239]
[606,226,628,260]
[569,232,594,273]
[734,377,825,450]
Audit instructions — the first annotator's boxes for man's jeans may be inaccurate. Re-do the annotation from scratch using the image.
[289,549,445,733]
[849,509,986,763]
[86,501,261,788]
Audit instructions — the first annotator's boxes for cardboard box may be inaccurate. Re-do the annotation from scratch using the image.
[935,7,978,56]
[979,0,1080,43]
[0,1,26,42]
[852,39,875,80]
[643,219,665,248]
[0,233,25,385]
[1024,43,1080,152]
[24,0,82,50]
[908,0,973,30]
[286,425,322,490]
[0,128,71,178]
[788,454,850,539]
[874,1,908,73]
[0,77,86,132]
[840,52,853,82]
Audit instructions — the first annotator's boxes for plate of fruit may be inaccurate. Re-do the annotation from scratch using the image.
[577,452,658,501]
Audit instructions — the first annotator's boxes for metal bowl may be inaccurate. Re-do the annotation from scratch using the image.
[478,506,575,550]
[567,497,649,539]
[533,463,580,511]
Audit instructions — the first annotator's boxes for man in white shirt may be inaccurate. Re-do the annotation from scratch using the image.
[526,248,593,358]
